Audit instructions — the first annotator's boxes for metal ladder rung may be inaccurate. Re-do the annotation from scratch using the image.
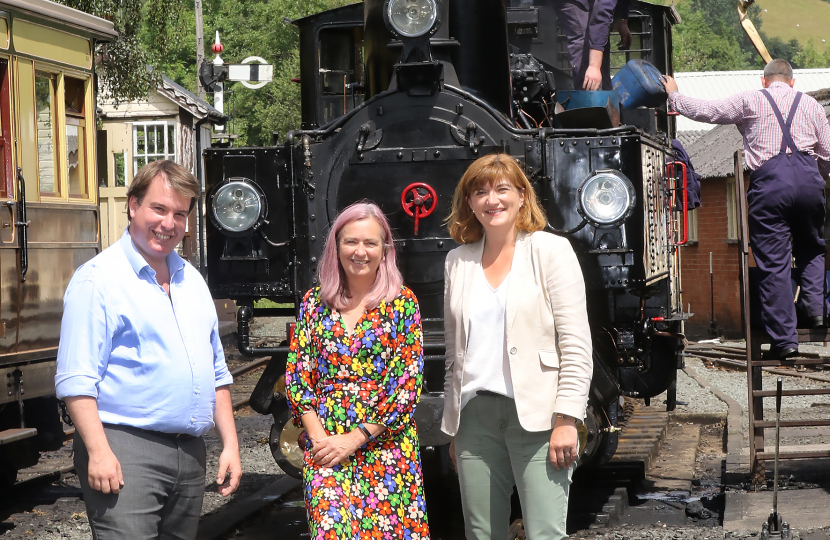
[753,388,830,397]
[796,328,830,341]
[756,450,830,460]
[749,358,830,367]
[753,419,830,429]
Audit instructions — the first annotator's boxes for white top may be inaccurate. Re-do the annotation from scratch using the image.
[459,267,513,411]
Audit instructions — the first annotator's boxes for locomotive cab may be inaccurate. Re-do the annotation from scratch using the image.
[203,0,687,480]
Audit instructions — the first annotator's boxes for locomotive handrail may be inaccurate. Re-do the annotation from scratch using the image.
[286,88,398,140]
[15,167,28,283]
[285,82,640,143]
[666,160,689,245]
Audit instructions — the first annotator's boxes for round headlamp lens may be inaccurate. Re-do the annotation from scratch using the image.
[212,181,262,233]
[579,172,634,225]
[387,0,437,37]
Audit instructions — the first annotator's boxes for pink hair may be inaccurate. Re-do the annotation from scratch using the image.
[318,201,403,310]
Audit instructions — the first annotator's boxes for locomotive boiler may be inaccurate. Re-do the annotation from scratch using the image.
[202,0,687,480]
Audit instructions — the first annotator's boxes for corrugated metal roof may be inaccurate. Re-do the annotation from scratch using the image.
[674,68,830,132]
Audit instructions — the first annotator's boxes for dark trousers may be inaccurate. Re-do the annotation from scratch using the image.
[747,152,826,351]
[74,424,207,540]
[552,0,613,90]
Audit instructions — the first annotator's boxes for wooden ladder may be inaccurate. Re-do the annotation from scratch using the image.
[734,149,830,483]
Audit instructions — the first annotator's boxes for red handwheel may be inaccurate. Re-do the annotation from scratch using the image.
[400,182,437,236]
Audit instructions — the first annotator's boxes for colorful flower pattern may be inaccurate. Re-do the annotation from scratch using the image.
[286,286,429,540]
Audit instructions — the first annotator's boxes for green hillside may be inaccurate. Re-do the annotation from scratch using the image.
[756,0,830,52]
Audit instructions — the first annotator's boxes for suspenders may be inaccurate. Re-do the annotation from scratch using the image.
[760,89,803,155]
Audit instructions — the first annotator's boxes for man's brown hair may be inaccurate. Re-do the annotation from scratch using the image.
[445,153,547,244]
[764,59,793,82]
[126,160,199,221]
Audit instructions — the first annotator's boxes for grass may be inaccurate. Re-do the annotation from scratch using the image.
[646,0,830,53]
[254,299,294,309]
[756,0,830,52]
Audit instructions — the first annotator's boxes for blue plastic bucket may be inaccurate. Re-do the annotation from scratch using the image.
[612,59,667,109]
[556,90,619,112]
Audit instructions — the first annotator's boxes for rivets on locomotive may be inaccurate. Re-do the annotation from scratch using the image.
[311,257,317,263]
[434,150,441,157]
[311,236,316,242]
[359,153,364,161]
[310,214,315,220]
[397,152,403,159]
[437,241,444,248]
[612,138,617,144]
[586,140,590,145]
[560,141,565,146]
[572,141,577,146]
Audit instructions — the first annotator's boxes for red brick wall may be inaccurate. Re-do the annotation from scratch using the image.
[680,177,742,336]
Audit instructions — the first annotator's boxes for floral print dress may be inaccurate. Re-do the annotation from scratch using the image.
[286,286,429,540]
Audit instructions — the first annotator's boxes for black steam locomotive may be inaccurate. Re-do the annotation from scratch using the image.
[202,0,687,478]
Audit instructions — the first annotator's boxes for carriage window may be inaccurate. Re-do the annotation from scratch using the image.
[0,58,10,199]
[35,71,59,196]
[65,77,88,198]
[318,27,364,123]
[133,122,176,174]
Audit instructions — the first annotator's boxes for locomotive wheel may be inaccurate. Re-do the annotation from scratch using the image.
[269,407,305,479]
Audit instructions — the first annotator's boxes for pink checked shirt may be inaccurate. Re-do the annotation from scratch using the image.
[668,81,830,177]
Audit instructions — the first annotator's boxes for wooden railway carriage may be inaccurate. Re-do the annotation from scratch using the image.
[0,0,116,485]
[203,0,687,506]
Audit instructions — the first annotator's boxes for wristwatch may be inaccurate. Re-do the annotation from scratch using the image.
[555,413,582,425]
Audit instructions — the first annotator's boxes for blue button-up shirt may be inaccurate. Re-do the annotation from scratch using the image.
[56,230,233,436]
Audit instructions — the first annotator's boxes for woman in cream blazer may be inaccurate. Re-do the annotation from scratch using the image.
[442,154,593,540]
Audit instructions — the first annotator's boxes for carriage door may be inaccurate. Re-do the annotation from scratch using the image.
[0,58,13,346]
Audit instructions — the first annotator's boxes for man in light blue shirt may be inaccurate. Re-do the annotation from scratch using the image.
[56,160,240,539]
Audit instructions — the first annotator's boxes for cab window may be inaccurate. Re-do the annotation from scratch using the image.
[318,27,364,123]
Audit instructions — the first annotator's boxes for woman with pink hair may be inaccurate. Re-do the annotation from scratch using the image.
[285,201,430,540]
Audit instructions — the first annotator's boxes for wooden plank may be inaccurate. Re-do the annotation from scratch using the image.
[753,388,830,397]
[753,419,830,428]
[756,450,830,460]
[750,358,830,367]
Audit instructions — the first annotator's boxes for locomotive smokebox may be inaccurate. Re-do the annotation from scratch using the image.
[365,0,512,115]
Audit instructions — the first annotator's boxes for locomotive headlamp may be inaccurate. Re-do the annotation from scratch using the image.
[210,179,267,234]
[386,0,438,37]
[578,170,636,226]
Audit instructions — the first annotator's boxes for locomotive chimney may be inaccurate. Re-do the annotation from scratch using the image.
[364,0,398,98]
[448,0,512,116]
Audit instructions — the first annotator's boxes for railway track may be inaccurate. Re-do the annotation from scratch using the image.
[1,395,682,539]
[193,398,675,539]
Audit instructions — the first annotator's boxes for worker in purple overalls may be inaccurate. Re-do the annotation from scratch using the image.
[662,60,830,359]
[552,0,631,91]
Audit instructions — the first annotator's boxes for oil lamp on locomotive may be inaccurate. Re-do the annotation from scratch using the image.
[201,0,689,480]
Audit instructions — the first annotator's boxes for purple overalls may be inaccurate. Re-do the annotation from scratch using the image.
[747,90,826,352]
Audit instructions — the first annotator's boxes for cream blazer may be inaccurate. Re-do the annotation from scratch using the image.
[440,230,593,435]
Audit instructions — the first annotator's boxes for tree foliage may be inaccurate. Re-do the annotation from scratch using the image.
[671,0,830,71]
[56,0,187,105]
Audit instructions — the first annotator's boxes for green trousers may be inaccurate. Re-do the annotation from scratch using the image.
[454,394,573,540]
